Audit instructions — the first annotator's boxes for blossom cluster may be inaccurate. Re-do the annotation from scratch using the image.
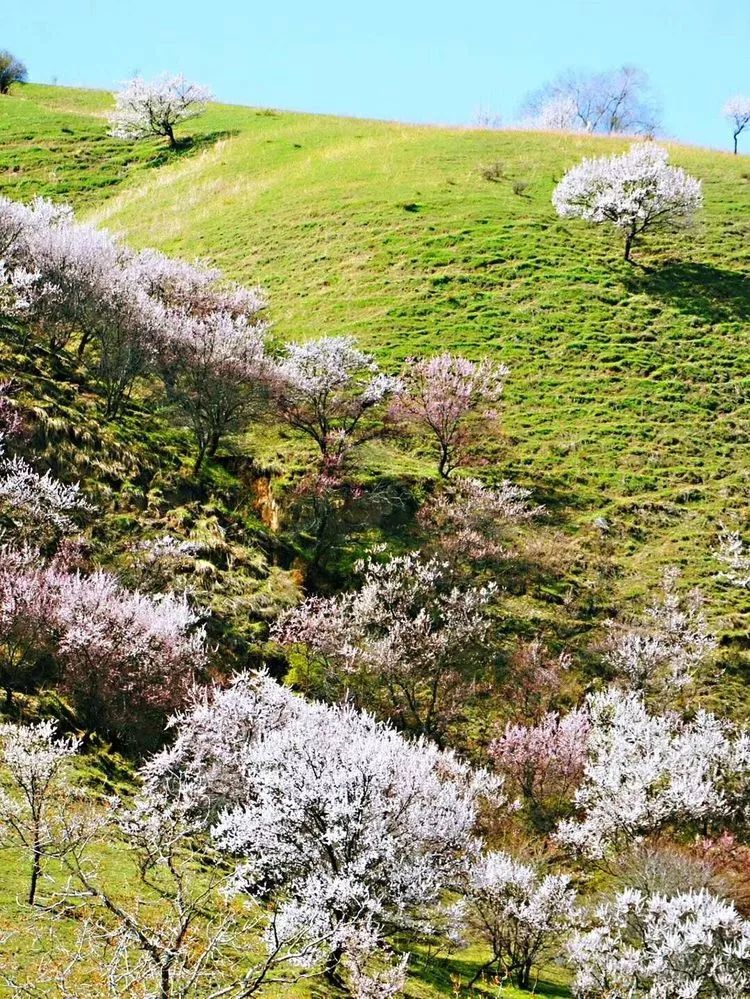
[274,551,497,739]
[142,671,501,983]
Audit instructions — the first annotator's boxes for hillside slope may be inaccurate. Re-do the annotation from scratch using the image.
[2,84,750,628]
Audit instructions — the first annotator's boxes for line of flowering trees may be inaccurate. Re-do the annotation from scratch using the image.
[0,194,511,480]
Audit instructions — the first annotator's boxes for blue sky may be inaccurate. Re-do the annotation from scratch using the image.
[5,0,749,150]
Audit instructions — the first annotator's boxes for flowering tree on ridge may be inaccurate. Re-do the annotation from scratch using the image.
[552,144,702,261]
[109,75,213,148]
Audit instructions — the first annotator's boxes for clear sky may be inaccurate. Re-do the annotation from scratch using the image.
[5,0,749,150]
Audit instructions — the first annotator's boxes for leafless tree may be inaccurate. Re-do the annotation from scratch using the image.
[522,65,659,136]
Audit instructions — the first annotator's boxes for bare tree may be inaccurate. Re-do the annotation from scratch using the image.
[523,66,659,136]
[37,787,336,999]
[723,96,750,154]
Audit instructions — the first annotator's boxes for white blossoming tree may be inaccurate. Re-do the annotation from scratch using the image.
[273,552,498,742]
[723,96,750,154]
[717,530,750,588]
[568,888,750,997]
[108,75,213,148]
[0,448,91,546]
[144,672,500,988]
[162,307,268,471]
[465,852,577,989]
[0,720,80,905]
[269,335,399,466]
[556,687,750,859]
[604,567,716,695]
[552,144,702,261]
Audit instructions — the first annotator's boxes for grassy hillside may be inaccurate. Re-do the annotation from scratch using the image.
[2,84,747,632]
[1,81,749,998]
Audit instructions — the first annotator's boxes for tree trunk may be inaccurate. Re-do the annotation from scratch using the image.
[437,442,451,478]
[624,232,634,262]
[165,124,177,149]
[77,328,92,359]
[28,838,41,906]
[518,959,532,990]
[734,133,739,155]
[159,965,170,999]
[193,443,207,474]
[324,945,345,988]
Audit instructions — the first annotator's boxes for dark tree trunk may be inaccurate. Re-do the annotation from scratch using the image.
[77,328,92,359]
[28,840,41,906]
[518,960,533,990]
[193,442,207,474]
[159,965,170,999]
[437,442,451,478]
[324,947,345,988]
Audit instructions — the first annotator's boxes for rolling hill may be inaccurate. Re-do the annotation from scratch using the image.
[1,80,750,999]
[3,83,748,632]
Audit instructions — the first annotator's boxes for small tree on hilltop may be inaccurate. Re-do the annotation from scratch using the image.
[723,96,750,154]
[393,352,509,478]
[522,66,658,136]
[553,143,702,262]
[0,51,27,95]
[109,74,213,148]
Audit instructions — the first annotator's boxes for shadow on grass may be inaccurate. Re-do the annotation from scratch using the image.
[151,129,240,166]
[409,948,571,997]
[630,261,750,323]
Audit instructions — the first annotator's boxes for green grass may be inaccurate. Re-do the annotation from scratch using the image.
[3,85,743,627]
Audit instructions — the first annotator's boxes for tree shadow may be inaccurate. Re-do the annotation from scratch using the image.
[627,261,750,324]
[150,129,240,166]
